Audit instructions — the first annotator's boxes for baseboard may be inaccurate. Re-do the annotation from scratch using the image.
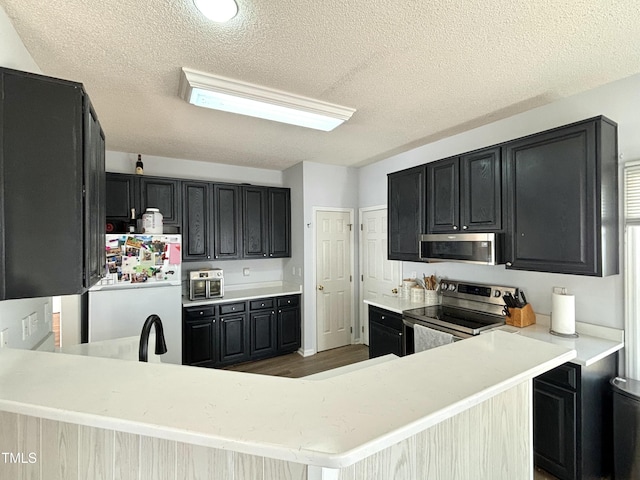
[298,348,316,357]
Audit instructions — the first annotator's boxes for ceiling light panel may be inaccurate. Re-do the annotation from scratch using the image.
[179,68,356,131]
[193,0,238,23]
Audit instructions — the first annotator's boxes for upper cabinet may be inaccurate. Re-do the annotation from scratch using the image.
[182,181,212,261]
[139,177,181,227]
[0,67,105,300]
[213,184,242,260]
[388,165,426,261]
[242,186,291,258]
[388,116,618,277]
[268,187,291,258]
[106,173,137,224]
[427,147,503,233]
[504,117,618,276]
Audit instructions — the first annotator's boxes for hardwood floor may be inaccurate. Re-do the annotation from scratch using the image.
[534,467,560,480]
[223,344,370,378]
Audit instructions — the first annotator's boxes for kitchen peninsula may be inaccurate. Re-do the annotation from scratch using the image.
[0,331,574,480]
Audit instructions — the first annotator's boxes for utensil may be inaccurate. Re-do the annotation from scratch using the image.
[520,290,528,306]
[415,277,426,289]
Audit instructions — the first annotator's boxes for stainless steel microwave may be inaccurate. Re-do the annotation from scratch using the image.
[419,233,503,265]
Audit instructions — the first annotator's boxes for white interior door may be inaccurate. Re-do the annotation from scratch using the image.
[316,209,353,352]
[360,207,401,345]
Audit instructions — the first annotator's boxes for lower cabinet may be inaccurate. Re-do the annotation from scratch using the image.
[183,294,301,368]
[368,306,404,359]
[533,355,617,480]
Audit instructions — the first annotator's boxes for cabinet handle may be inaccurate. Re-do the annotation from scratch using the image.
[213,319,216,323]
[272,311,275,314]
[399,332,403,336]
[207,255,211,259]
[381,316,385,320]
[506,262,512,267]
[263,254,267,257]
[221,318,224,322]
[462,225,468,230]
[232,307,235,311]
[261,303,265,307]
[279,310,282,313]
[215,255,219,258]
[453,225,458,230]
[269,254,273,257]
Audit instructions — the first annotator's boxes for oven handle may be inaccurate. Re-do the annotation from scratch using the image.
[402,316,469,341]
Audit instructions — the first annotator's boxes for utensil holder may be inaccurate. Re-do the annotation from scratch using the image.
[506,304,536,328]
[424,289,440,306]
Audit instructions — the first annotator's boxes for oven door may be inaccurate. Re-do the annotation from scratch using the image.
[402,316,469,355]
[206,278,224,298]
[189,279,208,300]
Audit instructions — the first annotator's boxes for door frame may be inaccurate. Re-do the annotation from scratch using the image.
[312,207,356,350]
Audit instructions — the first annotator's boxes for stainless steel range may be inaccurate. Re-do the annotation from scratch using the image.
[403,280,517,353]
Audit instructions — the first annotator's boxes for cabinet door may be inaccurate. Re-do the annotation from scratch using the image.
[534,379,577,480]
[427,157,459,233]
[106,173,137,222]
[277,306,301,352]
[182,181,212,261]
[369,321,403,358]
[83,99,106,288]
[213,184,242,259]
[140,177,181,226]
[505,122,597,275]
[219,313,249,365]
[388,165,426,261]
[460,147,502,232]
[268,188,291,258]
[243,186,268,258]
[183,318,216,367]
[0,69,85,299]
[250,310,277,359]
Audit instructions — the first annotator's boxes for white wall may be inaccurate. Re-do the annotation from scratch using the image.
[106,151,283,186]
[359,73,640,329]
[0,6,53,351]
[301,162,359,353]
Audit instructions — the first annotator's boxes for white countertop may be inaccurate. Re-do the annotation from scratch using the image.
[0,331,574,468]
[496,316,623,367]
[365,296,623,367]
[364,295,439,314]
[183,282,302,306]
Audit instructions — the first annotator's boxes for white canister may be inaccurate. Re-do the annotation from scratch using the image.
[411,286,425,303]
[142,208,163,234]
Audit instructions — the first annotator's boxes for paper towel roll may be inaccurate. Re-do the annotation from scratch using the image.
[551,292,576,335]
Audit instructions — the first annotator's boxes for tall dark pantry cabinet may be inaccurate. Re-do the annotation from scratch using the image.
[0,68,106,299]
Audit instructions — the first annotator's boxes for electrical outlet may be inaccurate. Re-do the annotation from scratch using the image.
[0,329,8,348]
[21,316,30,341]
[298,268,302,276]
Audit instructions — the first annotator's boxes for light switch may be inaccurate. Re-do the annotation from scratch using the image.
[0,329,8,348]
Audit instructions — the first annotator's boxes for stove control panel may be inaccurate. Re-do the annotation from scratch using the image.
[441,280,517,307]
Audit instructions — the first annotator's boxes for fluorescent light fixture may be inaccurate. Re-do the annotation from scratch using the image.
[193,0,238,23]
[178,67,356,131]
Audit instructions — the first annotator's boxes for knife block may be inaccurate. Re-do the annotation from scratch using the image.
[506,304,536,328]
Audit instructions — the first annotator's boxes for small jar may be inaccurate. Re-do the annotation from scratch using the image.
[410,286,425,303]
[142,208,163,234]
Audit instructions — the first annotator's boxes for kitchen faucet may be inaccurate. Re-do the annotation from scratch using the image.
[139,314,168,362]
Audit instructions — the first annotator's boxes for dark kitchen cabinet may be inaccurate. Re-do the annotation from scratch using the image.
[505,117,618,276]
[213,184,242,260]
[106,173,138,229]
[533,354,617,480]
[183,306,218,366]
[388,165,426,261]
[0,67,105,300]
[218,302,249,365]
[249,301,277,359]
[242,186,291,259]
[182,181,212,261]
[242,186,269,258]
[368,306,404,358]
[183,295,300,367]
[427,147,502,233]
[277,296,301,352]
[140,177,181,228]
[268,188,291,258]
[84,100,107,288]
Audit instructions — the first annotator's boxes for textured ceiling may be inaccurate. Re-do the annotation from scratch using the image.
[2,0,640,170]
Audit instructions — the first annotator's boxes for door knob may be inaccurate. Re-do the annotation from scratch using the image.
[318,285,324,291]
[392,288,398,294]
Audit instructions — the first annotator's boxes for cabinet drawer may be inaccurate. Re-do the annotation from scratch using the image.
[250,299,274,310]
[536,363,578,391]
[219,302,246,315]
[184,306,216,319]
[369,307,403,332]
[277,296,299,308]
